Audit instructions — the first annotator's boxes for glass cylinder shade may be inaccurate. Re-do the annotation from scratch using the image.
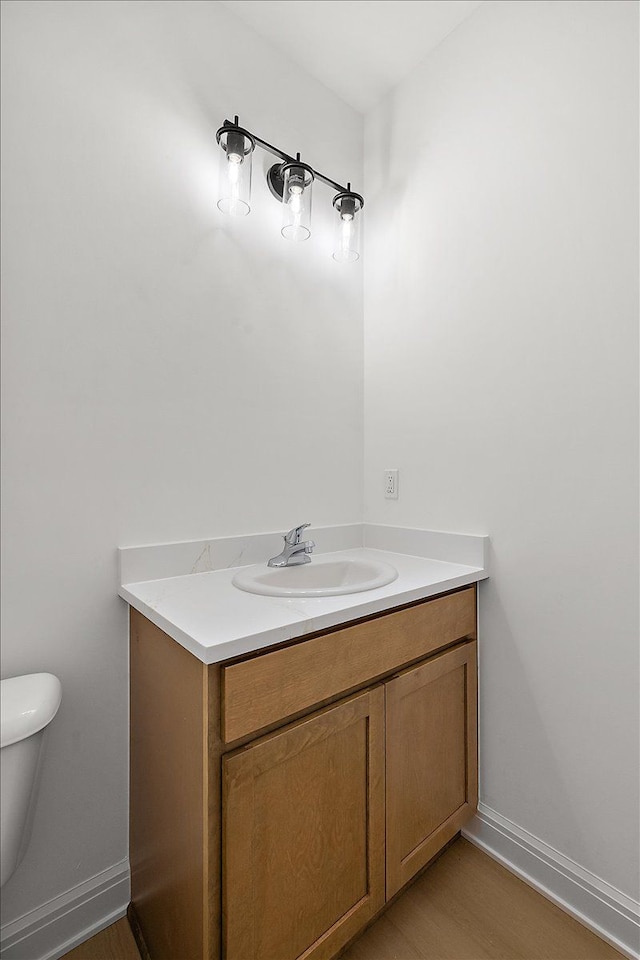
[332,192,363,263]
[281,163,313,241]
[217,128,254,216]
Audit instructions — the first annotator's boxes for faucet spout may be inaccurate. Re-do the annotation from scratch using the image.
[268,525,315,568]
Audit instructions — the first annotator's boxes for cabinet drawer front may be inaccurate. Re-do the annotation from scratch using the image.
[222,586,476,743]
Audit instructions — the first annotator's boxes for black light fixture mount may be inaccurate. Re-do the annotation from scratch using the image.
[216,116,364,259]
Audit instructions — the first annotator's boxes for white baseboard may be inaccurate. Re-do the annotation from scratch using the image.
[463,804,640,960]
[0,859,130,960]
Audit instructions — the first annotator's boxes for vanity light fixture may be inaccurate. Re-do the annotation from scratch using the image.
[216,116,364,261]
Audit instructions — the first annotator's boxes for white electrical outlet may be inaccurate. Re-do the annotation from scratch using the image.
[384,469,399,499]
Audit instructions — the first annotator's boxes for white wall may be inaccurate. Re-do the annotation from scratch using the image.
[0,0,363,926]
[364,0,639,900]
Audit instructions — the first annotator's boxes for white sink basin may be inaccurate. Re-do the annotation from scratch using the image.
[232,557,398,598]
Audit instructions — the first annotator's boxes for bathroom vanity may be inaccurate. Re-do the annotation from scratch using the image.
[122,531,487,960]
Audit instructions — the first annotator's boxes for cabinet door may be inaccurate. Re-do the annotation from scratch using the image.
[386,641,477,898]
[223,687,385,960]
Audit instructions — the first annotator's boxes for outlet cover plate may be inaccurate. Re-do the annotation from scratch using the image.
[384,469,399,499]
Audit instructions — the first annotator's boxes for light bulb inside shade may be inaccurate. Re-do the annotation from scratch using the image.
[218,157,249,215]
[339,217,353,257]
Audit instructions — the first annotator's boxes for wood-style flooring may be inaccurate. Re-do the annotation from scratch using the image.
[61,838,624,960]
[340,839,623,960]
[61,918,140,960]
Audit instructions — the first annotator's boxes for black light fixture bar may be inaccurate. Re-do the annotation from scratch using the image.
[222,117,348,194]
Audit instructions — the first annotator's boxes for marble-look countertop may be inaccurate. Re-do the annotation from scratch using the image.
[119,537,488,664]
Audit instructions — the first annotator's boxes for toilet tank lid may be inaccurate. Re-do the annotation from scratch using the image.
[1,673,62,748]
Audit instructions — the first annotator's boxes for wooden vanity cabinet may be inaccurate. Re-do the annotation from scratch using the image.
[129,584,478,960]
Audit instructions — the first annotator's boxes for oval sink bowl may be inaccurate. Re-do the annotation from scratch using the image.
[232,557,398,598]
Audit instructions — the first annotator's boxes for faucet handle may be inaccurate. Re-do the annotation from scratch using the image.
[284,523,311,545]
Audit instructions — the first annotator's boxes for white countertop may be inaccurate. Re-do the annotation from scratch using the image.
[119,545,487,664]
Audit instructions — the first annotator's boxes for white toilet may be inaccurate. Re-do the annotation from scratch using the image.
[1,673,62,887]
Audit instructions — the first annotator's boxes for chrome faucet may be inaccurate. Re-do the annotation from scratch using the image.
[267,523,316,568]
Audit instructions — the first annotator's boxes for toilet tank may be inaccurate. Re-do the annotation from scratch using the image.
[1,673,62,887]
